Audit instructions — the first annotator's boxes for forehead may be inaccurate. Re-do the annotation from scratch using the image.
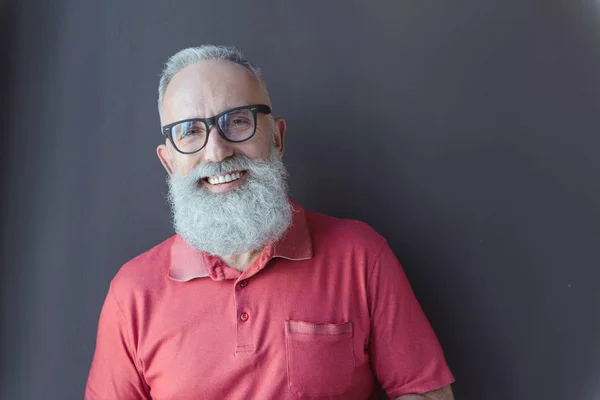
[162,60,269,123]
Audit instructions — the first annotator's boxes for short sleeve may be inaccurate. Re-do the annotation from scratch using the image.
[85,284,150,400]
[367,240,454,398]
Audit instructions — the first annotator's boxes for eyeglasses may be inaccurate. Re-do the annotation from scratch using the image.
[161,104,272,154]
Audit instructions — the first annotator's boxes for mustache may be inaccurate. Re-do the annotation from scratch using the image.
[188,155,267,180]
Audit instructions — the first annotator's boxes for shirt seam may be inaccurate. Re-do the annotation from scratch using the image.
[365,235,390,382]
[365,239,455,398]
[108,283,148,387]
[385,374,455,398]
[365,236,389,310]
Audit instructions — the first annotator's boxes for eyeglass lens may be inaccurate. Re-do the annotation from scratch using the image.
[171,108,256,153]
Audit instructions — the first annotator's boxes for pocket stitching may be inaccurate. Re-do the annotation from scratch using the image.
[286,320,353,336]
[285,320,355,398]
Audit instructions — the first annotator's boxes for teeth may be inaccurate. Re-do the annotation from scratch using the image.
[207,171,243,185]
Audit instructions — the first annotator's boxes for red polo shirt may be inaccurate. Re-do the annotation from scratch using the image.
[86,203,454,399]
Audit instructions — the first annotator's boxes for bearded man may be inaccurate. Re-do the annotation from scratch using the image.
[85,45,455,400]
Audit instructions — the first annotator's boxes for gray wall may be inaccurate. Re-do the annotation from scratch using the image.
[2,1,600,399]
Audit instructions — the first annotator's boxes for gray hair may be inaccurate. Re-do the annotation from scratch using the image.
[158,45,264,122]
[167,146,292,258]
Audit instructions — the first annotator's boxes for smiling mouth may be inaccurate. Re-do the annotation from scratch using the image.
[202,170,247,185]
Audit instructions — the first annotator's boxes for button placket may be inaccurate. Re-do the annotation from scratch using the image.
[234,278,254,354]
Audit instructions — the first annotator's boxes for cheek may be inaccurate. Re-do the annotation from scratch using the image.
[173,154,203,176]
[244,130,274,158]
[240,143,270,160]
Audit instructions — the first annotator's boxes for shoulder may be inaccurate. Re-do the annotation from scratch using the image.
[109,235,176,298]
[305,209,387,255]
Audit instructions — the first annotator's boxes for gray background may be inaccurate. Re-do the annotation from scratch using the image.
[1,1,600,399]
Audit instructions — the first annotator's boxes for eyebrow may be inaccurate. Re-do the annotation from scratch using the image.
[186,104,250,120]
[162,103,271,129]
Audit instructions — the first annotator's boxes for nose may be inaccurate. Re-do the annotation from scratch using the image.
[203,125,234,162]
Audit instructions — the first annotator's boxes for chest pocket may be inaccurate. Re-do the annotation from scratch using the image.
[284,320,355,398]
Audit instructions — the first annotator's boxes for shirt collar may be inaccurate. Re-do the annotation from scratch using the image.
[168,201,312,282]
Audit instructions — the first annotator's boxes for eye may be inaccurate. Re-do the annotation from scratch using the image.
[183,127,201,137]
[231,116,251,125]
[221,110,253,130]
[178,121,205,139]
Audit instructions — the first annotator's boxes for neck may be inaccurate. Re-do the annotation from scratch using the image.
[220,248,263,272]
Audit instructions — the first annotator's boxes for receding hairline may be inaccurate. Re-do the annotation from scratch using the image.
[159,60,271,127]
[157,45,268,124]
[165,59,268,98]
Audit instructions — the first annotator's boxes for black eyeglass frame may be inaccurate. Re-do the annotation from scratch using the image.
[161,104,272,154]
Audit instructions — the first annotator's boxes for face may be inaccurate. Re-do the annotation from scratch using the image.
[158,60,292,256]
[157,60,286,193]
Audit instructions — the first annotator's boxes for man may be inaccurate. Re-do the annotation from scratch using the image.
[86,45,455,400]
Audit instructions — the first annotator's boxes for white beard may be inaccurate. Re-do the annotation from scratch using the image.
[166,147,292,257]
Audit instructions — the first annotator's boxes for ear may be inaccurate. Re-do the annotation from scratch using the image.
[157,143,174,175]
[273,117,286,157]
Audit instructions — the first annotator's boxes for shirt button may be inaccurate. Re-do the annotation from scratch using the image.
[239,280,249,288]
[240,312,249,321]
